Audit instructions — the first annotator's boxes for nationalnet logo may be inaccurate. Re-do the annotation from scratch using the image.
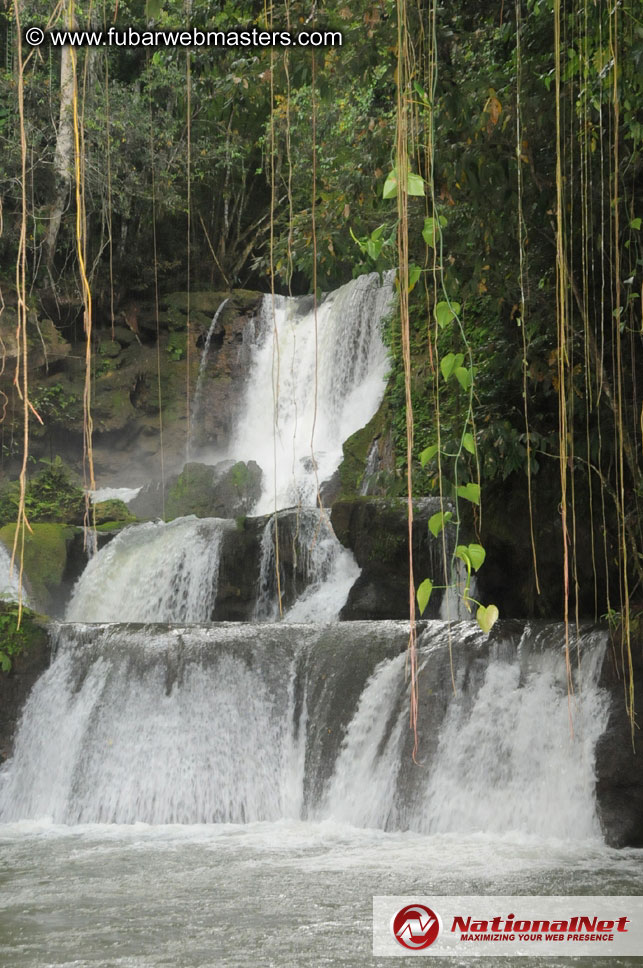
[392,904,442,950]
[374,896,643,957]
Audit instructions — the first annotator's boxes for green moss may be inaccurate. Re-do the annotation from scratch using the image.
[0,601,48,673]
[98,339,121,359]
[167,330,187,361]
[0,457,85,528]
[92,499,136,526]
[337,397,395,498]
[229,461,251,490]
[165,463,214,520]
[0,523,74,612]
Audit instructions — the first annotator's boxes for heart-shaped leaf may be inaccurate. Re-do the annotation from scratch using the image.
[407,171,425,196]
[440,352,464,382]
[407,264,422,292]
[417,578,433,616]
[477,603,499,634]
[434,300,461,329]
[429,509,452,537]
[456,481,480,505]
[455,366,472,391]
[466,543,486,571]
[420,443,439,468]
[462,432,475,454]
[382,167,398,199]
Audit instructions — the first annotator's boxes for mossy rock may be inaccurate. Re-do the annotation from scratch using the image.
[98,339,122,359]
[0,601,49,674]
[0,523,74,613]
[163,291,228,315]
[337,396,398,499]
[92,499,136,527]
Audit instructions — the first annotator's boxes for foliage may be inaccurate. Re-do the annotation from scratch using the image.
[0,601,46,673]
[0,457,85,527]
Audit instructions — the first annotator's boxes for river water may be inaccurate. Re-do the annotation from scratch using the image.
[2,821,642,967]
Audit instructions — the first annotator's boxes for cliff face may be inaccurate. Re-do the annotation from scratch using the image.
[0,290,262,486]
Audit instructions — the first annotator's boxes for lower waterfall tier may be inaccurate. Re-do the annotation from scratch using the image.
[0,620,611,841]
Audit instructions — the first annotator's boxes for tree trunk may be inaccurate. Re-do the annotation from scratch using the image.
[43,45,74,273]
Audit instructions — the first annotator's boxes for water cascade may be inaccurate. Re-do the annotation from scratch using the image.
[254,508,361,622]
[0,542,29,605]
[66,517,231,623]
[227,272,394,513]
[0,621,609,838]
[189,297,230,455]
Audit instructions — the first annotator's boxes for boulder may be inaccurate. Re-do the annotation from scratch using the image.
[330,497,448,620]
[129,460,263,521]
[595,621,643,846]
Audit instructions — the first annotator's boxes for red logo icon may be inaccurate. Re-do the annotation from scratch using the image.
[393,903,441,950]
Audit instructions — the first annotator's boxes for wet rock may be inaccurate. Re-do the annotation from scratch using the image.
[0,613,51,764]
[129,460,263,521]
[331,497,447,620]
[595,623,643,847]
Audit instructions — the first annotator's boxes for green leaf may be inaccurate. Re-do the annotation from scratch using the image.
[476,603,499,634]
[366,238,383,261]
[408,264,422,292]
[146,0,163,18]
[429,509,452,537]
[383,167,424,199]
[413,80,428,101]
[455,366,472,391]
[349,226,367,253]
[407,171,425,196]
[456,482,481,505]
[434,300,461,328]
[416,578,433,616]
[422,215,448,246]
[466,543,486,571]
[420,443,439,468]
[462,432,475,454]
[630,217,641,230]
[440,352,464,382]
[382,167,398,200]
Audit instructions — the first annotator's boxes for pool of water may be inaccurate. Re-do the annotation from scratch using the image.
[1,821,642,967]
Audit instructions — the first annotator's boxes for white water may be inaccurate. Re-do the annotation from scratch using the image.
[0,622,610,839]
[0,541,29,604]
[226,272,394,513]
[91,485,142,504]
[419,627,610,838]
[65,517,230,623]
[255,508,360,622]
[189,297,230,455]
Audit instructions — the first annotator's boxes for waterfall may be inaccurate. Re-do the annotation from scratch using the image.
[254,508,360,622]
[227,272,394,513]
[0,621,609,837]
[0,542,29,605]
[189,298,230,455]
[66,517,231,623]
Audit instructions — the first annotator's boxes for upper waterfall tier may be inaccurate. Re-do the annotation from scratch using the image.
[225,272,394,513]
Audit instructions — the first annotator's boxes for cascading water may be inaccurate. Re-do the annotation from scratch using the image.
[0,542,29,604]
[254,508,360,622]
[0,621,609,838]
[189,297,230,455]
[66,517,231,623]
[2,272,636,968]
[226,272,394,513]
